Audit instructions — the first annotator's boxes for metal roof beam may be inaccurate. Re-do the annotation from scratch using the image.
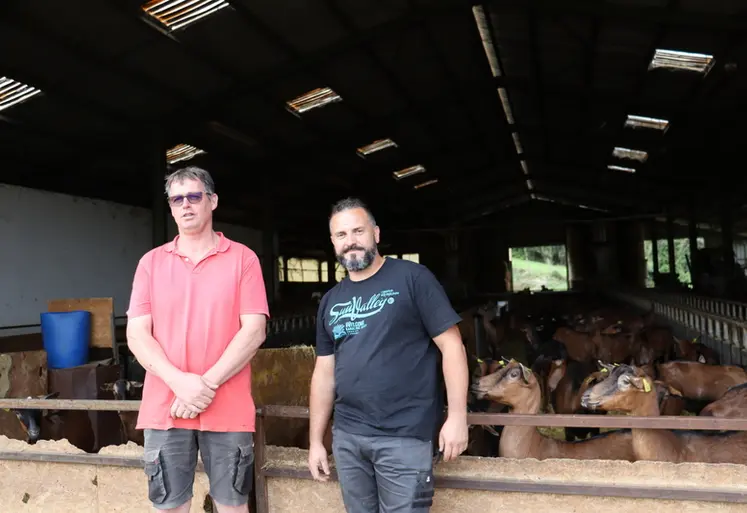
[483,0,747,31]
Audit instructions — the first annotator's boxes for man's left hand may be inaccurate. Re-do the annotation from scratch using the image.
[170,377,219,419]
[170,398,199,419]
[438,414,469,462]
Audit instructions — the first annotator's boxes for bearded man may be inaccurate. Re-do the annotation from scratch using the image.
[306,197,469,513]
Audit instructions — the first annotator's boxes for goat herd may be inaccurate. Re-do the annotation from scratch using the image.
[460,295,747,465]
[5,294,747,468]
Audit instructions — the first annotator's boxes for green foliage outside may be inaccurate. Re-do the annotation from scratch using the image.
[510,245,568,291]
[643,237,704,288]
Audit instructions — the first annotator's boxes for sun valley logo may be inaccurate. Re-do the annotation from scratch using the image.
[328,290,399,325]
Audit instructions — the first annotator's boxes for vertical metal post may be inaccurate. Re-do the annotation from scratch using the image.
[262,189,277,308]
[254,413,269,513]
[474,314,484,360]
[666,214,676,278]
[649,220,659,284]
[149,136,168,248]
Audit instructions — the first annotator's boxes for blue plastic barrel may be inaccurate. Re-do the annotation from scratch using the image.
[40,310,91,369]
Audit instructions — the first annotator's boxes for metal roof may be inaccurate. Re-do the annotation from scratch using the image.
[1,0,745,233]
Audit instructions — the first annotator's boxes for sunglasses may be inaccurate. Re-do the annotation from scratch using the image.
[168,192,210,207]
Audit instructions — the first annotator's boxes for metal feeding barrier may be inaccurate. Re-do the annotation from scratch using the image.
[610,288,747,366]
[253,405,747,512]
[1,396,747,509]
[648,290,747,322]
[0,398,148,468]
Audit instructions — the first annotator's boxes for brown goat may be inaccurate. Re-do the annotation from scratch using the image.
[549,360,606,441]
[552,327,597,362]
[655,361,747,402]
[581,364,747,464]
[592,330,637,364]
[674,336,719,364]
[470,360,635,461]
[638,326,675,362]
[699,382,747,418]
[654,380,686,416]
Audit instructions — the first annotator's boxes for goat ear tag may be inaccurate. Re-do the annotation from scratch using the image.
[642,378,651,393]
[601,368,608,373]
[477,358,484,364]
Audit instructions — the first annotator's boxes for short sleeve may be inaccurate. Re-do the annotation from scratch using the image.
[412,266,462,338]
[315,295,334,357]
[240,250,270,318]
[126,256,152,319]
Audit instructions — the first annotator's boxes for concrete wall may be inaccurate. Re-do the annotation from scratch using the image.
[265,446,747,513]
[0,184,263,331]
[0,437,211,512]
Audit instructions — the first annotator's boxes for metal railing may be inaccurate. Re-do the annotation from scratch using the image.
[253,405,747,512]
[266,314,316,335]
[609,289,747,367]
[2,396,747,510]
[635,288,747,323]
[1,314,315,337]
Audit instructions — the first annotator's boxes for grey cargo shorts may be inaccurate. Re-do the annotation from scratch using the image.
[143,428,254,510]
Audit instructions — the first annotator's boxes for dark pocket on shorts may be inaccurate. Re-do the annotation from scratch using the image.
[412,470,435,509]
[144,449,168,504]
[232,443,255,496]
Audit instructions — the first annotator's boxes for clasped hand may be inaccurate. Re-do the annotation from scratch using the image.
[169,373,219,420]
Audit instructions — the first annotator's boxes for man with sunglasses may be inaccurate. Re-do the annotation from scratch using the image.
[126,166,269,512]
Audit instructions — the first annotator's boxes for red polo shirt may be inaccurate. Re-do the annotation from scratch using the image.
[126,232,269,432]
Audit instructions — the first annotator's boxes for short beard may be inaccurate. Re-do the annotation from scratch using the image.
[337,244,378,272]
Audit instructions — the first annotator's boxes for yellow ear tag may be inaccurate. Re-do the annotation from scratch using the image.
[498,359,505,366]
[477,358,484,364]
[642,378,651,393]
[601,368,608,373]
[583,376,594,385]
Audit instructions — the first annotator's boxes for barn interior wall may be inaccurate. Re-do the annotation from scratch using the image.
[274,230,447,311]
[505,222,568,248]
[0,184,264,331]
[567,220,648,289]
[472,229,509,294]
[275,221,583,307]
[566,224,592,289]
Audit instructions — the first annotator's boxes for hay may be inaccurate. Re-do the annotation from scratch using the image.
[98,442,144,457]
[0,435,85,454]
[537,426,565,440]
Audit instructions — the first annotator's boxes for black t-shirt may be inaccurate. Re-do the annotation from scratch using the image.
[316,258,462,441]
